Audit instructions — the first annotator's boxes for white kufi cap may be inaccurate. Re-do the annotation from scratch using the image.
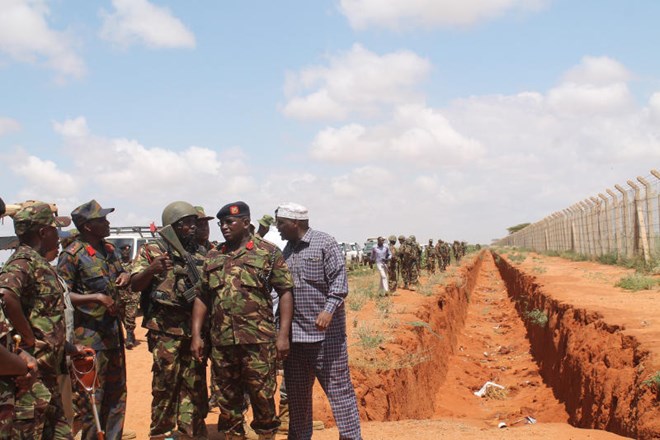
[275,202,309,220]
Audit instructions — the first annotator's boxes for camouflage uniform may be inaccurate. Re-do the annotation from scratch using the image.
[117,258,139,346]
[57,238,127,440]
[0,302,16,437]
[132,242,208,439]
[409,236,421,286]
[452,241,462,264]
[425,240,436,274]
[387,237,398,292]
[0,244,71,439]
[198,236,294,437]
[397,237,412,289]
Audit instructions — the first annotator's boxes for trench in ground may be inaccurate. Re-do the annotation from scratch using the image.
[343,251,659,439]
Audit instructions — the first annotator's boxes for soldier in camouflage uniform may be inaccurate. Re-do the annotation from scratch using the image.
[192,202,293,440]
[57,200,130,440]
[255,215,274,239]
[425,239,436,274]
[117,244,139,349]
[195,206,215,255]
[131,201,208,440]
[396,235,411,289]
[387,236,398,292]
[0,202,75,439]
[409,236,421,286]
[452,240,462,264]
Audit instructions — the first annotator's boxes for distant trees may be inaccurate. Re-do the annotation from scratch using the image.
[507,223,530,235]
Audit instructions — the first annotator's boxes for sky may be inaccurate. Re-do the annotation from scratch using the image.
[2,0,660,250]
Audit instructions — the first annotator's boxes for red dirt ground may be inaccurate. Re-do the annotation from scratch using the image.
[123,250,659,439]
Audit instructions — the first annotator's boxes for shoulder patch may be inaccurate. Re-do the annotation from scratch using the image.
[64,240,84,256]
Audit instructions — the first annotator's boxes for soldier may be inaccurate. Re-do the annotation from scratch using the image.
[387,235,398,292]
[0,202,77,439]
[192,201,293,440]
[434,240,445,272]
[130,201,208,440]
[194,206,215,254]
[397,235,411,289]
[452,240,462,264]
[409,236,421,286]
[117,244,139,349]
[255,215,274,239]
[425,239,436,274]
[57,200,131,440]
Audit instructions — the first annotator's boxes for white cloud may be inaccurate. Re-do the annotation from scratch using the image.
[99,0,196,49]
[339,0,547,30]
[310,104,484,166]
[0,117,21,136]
[0,0,85,78]
[283,44,431,121]
[8,149,77,199]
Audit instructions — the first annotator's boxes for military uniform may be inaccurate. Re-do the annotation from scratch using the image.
[409,236,421,286]
[0,302,16,437]
[57,238,127,440]
[117,256,139,348]
[425,240,436,274]
[0,244,70,439]
[132,241,208,439]
[387,237,398,292]
[198,235,293,438]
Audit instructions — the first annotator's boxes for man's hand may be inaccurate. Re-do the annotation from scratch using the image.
[95,293,117,315]
[14,350,38,389]
[149,255,172,276]
[115,272,131,288]
[315,310,333,331]
[276,333,290,361]
[191,334,204,362]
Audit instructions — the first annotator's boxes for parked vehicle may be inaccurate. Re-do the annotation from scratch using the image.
[105,226,159,260]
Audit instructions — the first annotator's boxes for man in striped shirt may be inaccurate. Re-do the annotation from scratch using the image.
[275,203,362,440]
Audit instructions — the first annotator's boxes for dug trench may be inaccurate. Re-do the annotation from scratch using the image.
[313,250,660,439]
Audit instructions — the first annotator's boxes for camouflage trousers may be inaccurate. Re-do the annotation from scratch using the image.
[117,288,139,333]
[0,380,14,438]
[12,374,72,439]
[426,257,435,274]
[387,261,397,291]
[210,342,279,436]
[399,261,413,288]
[148,331,208,438]
[411,261,420,285]
[72,348,126,440]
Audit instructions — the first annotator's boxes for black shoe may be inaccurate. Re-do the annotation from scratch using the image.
[126,331,136,349]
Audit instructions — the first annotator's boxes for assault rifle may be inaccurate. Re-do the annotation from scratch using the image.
[157,225,200,303]
[1,201,59,218]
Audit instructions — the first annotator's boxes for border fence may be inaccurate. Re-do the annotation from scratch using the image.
[495,169,660,264]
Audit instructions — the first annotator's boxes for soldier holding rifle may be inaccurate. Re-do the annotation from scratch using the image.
[131,201,208,440]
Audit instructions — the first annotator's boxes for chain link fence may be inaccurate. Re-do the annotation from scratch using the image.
[495,169,660,264]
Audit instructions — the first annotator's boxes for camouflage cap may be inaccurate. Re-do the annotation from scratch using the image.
[398,235,405,240]
[258,214,274,228]
[410,235,416,241]
[388,235,397,242]
[194,206,214,221]
[71,199,114,228]
[13,201,71,235]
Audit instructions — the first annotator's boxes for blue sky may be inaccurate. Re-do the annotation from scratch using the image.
[2,0,660,250]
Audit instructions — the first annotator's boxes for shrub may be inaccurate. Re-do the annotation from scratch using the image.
[642,371,660,390]
[525,308,548,327]
[615,274,658,291]
[356,323,385,349]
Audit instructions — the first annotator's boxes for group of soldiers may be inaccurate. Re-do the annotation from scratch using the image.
[0,197,363,440]
[384,236,468,291]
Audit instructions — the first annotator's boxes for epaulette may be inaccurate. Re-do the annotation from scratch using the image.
[63,240,85,256]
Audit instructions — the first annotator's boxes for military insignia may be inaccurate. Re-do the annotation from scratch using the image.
[246,240,254,250]
[230,205,239,215]
[86,244,96,257]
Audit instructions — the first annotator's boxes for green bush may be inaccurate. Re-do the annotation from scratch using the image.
[615,274,658,291]
[356,323,385,349]
[525,308,548,327]
[642,371,660,390]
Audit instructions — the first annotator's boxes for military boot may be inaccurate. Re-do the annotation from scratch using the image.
[125,330,136,349]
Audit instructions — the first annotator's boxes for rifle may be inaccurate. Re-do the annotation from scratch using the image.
[1,201,59,218]
[157,225,200,303]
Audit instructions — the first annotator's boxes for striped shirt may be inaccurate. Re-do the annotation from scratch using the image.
[282,228,347,343]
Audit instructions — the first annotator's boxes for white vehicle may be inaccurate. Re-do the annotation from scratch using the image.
[339,241,362,263]
[105,226,160,260]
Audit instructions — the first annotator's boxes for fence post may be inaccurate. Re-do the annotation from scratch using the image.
[599,193,612,255]
[637,175,656,261]
[628,180,650,264]
[615,184,632,259]
[581,199,594,257]
[606,189,622,259]
[590,196,603,257]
